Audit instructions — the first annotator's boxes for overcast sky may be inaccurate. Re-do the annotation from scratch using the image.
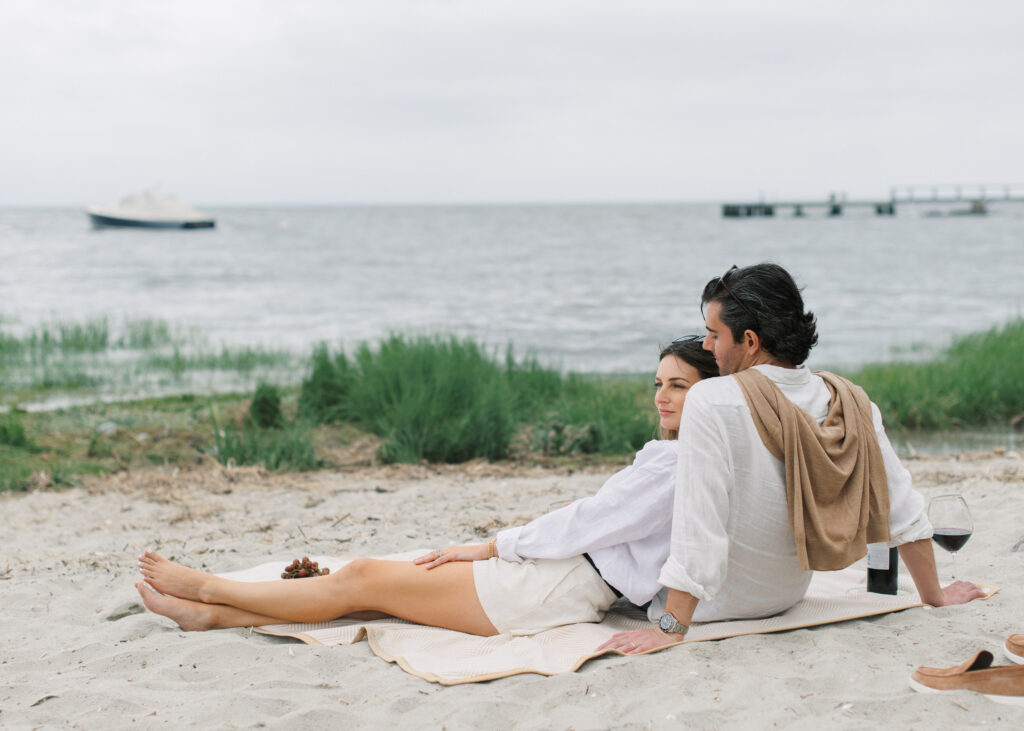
[2,1,1022,206]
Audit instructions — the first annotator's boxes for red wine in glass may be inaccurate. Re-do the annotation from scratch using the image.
[932,528,972,553]
[928,495,973,581]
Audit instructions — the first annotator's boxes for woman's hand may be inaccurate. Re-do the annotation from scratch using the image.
[596,627,684,655]
[413,543,490,570]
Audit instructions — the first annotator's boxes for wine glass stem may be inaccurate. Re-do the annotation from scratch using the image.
[950,551,958,581]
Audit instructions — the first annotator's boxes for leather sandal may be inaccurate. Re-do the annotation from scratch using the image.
[1006,634,1024,665]
[910,650,1024,705]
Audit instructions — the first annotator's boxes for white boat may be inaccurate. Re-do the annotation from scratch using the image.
[85,190,215,229]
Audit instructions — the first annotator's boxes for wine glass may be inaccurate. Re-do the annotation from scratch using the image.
[928,494,973,581]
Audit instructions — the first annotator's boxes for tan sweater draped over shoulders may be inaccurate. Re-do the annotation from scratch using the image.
[732,368,890,571]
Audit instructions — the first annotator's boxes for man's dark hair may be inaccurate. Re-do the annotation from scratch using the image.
[700,263,818,366]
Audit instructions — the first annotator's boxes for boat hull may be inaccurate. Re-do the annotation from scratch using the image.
[88,212,215,229]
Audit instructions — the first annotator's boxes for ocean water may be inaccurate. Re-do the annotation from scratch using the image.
[1,202,1022,375]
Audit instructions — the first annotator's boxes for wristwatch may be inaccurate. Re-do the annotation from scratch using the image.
[658,612,689,638]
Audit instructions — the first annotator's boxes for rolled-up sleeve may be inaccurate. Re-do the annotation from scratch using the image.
[496,441,676,563]
[657,385,733,601]
[872,403,933,545]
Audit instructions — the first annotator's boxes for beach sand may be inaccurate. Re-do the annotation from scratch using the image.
[2,450,1022,729]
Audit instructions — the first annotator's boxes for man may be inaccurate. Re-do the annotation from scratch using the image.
[600,263,983,654]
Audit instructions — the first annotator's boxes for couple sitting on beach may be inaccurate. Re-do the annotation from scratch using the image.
[137,263,984,653]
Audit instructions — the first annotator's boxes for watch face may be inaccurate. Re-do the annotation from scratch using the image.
[659,614,676,632]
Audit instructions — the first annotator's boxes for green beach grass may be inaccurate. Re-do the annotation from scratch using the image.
[296,335,653,464]
[845,319,1024,430]
[1,319,1021,491]
[0,316,301,409]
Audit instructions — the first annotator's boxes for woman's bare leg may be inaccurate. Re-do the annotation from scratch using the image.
[137,582,392,631]
[138,551,498,636]
[136,581,285,630]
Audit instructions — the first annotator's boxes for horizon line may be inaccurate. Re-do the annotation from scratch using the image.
[0,196,901,209]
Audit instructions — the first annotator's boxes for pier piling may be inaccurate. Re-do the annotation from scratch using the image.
[721,183,1024,218]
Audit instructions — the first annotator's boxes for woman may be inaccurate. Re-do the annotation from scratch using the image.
[136,336,719,637]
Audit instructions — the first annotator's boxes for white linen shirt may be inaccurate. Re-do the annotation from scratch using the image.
[495,439,676,606]
[655,364,933,623]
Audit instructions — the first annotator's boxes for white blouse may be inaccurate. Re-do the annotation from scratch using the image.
[655,365,933,623]
[495,439,677,606]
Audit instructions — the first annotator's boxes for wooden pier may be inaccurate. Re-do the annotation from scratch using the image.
[722,183,1024,217]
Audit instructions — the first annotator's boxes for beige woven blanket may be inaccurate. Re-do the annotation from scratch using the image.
[219,551,996,685]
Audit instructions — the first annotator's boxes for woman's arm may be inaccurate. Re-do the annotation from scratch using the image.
[413,541,493,569]
[412,441,677,570]
[496,441,677,562]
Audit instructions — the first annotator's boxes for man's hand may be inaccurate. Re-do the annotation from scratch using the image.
[930,579,987,606]
[413,543,489,570]
[596,628,684,655]
[900,538,988,607]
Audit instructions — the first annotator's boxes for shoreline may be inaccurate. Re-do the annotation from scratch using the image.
[2,449,1022,727]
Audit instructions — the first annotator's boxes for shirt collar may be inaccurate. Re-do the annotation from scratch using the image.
[750,363,811,386]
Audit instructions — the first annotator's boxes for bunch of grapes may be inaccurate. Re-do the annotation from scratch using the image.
[281,556,330,579]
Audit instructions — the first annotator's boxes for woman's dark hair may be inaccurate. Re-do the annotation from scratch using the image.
[700,262,818,366]
[657,335,719,440]
[659,335,719,381]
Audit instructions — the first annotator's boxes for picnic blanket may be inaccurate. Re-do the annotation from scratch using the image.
[220,551,997,685]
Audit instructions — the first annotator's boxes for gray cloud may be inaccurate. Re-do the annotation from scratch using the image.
[2,0,1022,204]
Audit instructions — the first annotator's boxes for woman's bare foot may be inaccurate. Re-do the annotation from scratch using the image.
[137,549,214,602]
[135,581,218,631]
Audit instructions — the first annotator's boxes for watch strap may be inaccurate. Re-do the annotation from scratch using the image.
[659,612,689,637]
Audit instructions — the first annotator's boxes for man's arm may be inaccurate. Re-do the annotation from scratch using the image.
[597,385,732,655]
[596,588,699,654]
[898,538,986,606]
[870,404,985,606]
[599,538,988,655]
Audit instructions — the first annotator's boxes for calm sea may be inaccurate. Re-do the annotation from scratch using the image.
[2,202,1022,375]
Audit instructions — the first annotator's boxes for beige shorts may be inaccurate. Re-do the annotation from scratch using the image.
[472,555,619,636]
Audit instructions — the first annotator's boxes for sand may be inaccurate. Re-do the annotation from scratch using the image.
[2,450,1022,729]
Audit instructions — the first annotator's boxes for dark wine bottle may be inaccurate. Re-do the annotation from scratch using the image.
[866,543,898,595]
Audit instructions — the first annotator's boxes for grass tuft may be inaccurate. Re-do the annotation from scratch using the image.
[528,375,655,455]
[297,344,355,424]
[249,383,284,429]
[0,412,33,448]
[117,319,175,350]
[351,335,515,463]
[0,413,41,491]
[142,346,294,375]
[6,318,112,360]
[211,407,320,472]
